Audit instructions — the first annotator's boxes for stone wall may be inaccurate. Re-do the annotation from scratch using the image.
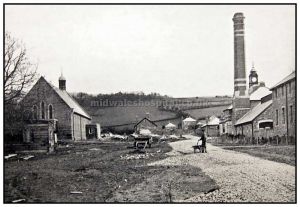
[205,125,219,137]
[232,97,250,131]
[271,79,296,139]
[253,105,274,138]
[22,77,73,139]
[235,104,273,140]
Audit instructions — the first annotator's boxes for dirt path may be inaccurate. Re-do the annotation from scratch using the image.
[149,135,296,202]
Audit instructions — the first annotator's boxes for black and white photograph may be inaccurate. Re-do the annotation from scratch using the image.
[3,3,296,203]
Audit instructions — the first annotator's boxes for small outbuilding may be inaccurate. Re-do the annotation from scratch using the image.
[134,117,157,134]
[202,116,220,137]
[165,122,177,131]
[182,117,197,130]
[86,123,101,139]
[235,97,273,141]
[23,119,58,152]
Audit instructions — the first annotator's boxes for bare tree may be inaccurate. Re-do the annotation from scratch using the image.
[4,32,38,140]
[4,32,37,104]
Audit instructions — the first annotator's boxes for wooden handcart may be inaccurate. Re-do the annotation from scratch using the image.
[133,136,153,151]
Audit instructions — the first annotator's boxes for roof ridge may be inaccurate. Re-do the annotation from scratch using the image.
[65,91,92,118]
[270,71,295,90]
[134,117,158,128]
[236,101,262,123]
[42,76,91,119]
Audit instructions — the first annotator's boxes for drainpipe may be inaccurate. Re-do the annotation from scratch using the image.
[251,122,254,144]
[80,116,82,140]
[241,125,244,141]
[285,83,289,144]
[72,109,75,141]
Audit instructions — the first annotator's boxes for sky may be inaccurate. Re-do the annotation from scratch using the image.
[5,4,295,97]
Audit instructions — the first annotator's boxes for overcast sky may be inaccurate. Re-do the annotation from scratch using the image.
[5,5,295,97]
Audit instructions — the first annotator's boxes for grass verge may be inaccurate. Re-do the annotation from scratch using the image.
[5,140,217,203]
[218,145,295,166]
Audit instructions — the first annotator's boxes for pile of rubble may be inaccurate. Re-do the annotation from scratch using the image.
[120,153,154,160]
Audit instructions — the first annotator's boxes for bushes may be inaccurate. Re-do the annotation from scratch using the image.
[213,134,295,146]
[102,127,135,135]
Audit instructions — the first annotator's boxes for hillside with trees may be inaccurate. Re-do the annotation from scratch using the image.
[72,92,232,129]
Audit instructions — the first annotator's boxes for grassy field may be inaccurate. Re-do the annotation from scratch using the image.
[184,105,229,119]
[86,105,230,127]
[86,106,177,127]
[219,145,295,166]
[5,140,217,203]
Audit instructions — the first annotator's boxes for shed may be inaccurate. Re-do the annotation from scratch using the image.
[86,123,101,139]
[202,116,220,137]
[134,117,157,134]
[182,117,197,130]
[165,122,177,130]
[235,99,273,139]
[23,119,57,152]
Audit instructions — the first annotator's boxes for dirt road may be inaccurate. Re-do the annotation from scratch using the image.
[149,135,296,202]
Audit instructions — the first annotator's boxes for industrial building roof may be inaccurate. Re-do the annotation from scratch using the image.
[183,117,196,122]
[224,104,233,111]
[235,100,272,126]
[207,116,220,126]
[166,122,176,128]
[270,71,295,90]
[250,87,272,101]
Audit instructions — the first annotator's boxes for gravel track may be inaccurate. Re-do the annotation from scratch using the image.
[149,135,295,202]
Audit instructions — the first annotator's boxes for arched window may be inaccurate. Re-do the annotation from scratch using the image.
[48,104,53,119]
[32,105,38,120]
[41,101,45,119]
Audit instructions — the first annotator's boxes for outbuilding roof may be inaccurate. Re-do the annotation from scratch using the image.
[270,71,295,90]
[166,122,176,128]
[183,117,196,122]
[223,104,233,111]
[235,100,272,126]
[250,87,272,101]
[196,120,206,126]
[207,116,220,126]
[134,117,157,128]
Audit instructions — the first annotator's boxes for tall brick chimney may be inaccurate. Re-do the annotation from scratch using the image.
[233,12,247,97]
[232,13,250,129]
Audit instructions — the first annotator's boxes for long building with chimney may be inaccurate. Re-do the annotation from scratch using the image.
[222,12,296,143]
